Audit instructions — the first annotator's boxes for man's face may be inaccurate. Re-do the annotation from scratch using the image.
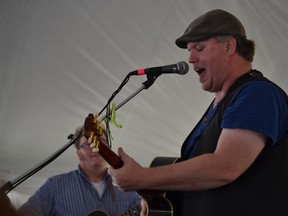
[76,134,108,168]
[187,37,231,93]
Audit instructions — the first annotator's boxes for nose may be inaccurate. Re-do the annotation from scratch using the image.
[188,50,198,64]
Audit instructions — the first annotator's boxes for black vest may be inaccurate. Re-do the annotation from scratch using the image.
[180,70,288,216]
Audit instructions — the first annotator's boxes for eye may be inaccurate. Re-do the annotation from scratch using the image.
[195,44,205,52]
[80,142,91,149]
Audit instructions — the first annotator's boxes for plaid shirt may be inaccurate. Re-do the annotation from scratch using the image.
[18,166,141,216]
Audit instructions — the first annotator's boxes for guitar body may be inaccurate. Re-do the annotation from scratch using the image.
[87,158,182,216]
[138,157,182,216]
[88,210,109,216]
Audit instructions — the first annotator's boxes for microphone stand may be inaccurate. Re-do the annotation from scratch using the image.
[0,74,159,197]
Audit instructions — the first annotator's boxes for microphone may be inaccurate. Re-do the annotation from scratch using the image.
[129,61,189,76]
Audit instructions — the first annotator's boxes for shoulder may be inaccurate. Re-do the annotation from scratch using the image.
[236,70,287,98]
[242,80,284,93]
[45,169,80,184]
[233,80,287,104]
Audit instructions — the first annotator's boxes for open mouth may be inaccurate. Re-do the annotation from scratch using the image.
[194,67,206,75]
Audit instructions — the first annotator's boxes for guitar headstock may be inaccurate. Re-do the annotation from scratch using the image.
[84,113,106,152]
[83,113,123,168]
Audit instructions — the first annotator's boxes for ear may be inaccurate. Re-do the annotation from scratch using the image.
[225,37,237,55]
[76,149,81,159]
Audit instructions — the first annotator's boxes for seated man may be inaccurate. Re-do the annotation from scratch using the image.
[18,125,141,216]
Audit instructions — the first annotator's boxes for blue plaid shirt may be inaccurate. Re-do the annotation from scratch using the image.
[18,166,141,216]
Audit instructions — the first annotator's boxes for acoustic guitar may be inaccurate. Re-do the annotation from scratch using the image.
[84,113,181,216]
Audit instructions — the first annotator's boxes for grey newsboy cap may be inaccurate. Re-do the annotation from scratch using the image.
[175,9,246,48]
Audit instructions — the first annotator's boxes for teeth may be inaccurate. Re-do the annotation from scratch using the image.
[195,68,204,73]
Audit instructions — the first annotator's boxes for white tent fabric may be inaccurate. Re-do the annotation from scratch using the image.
[1,0,288,205]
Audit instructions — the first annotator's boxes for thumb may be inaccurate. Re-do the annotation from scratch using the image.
[117,147,132,164]
[118,147,126,158]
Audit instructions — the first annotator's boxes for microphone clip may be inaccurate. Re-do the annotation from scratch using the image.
[143,75,160,89]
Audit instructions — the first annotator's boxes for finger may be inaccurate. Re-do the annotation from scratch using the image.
[140,199,148,216]
[118,147,124,155]
[118,147,129,160]
[112,181,118,187]
[107,166,114,176]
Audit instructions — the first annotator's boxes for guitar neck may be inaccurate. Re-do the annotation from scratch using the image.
[98,142,123,169]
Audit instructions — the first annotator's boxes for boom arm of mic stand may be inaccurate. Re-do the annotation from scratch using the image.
[100,74,159,121]
[0,74,159,195]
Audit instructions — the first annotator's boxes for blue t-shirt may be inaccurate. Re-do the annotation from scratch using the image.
[182,81,288,158]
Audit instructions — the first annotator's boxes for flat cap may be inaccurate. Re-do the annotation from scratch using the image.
[175,9,246,48]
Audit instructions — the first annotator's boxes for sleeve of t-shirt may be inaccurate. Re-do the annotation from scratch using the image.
[222,81,288,145]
